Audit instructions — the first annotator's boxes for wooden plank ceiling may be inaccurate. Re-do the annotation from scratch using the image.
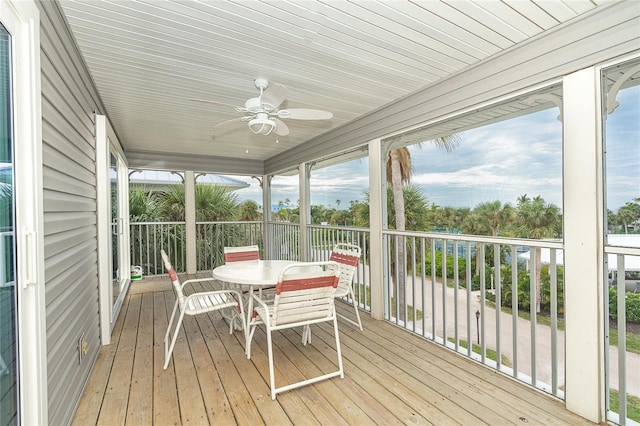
[57,0,608,167]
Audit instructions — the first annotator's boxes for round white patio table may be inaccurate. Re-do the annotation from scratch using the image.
[212,259,302,350]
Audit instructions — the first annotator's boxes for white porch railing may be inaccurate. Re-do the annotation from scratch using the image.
[130,222,186,276]
[196,221,263,271]
[130,221,262,275]
[605,246,640,426]
[130,220,639,419]
[384,230,567,399]
[306,224,371,315]
[268,222,300,260]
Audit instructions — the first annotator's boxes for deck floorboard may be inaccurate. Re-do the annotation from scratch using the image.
[73,275,594,425]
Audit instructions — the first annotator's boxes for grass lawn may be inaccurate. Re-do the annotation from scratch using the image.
[448,338,512,367]
[609,327,640,354]
[609,389,640,422]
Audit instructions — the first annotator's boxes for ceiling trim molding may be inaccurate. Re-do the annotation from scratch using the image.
[126,149,264,175]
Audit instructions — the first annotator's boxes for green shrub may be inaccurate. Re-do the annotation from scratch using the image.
[424,250,466,281]
[470,272,490,291]
[485,264,564,314]
[609,287,640,323]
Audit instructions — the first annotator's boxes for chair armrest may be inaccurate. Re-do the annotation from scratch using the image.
[184,289,243,305]
[251,292,272,327]
[179,277,219,291]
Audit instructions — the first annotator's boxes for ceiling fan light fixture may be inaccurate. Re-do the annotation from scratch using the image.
[248,116,276,135]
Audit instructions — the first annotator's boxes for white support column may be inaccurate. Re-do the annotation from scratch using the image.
[299,163,310,261]
[369,138,385,320]
[563,67,605,423]
[185,171,197,273]
[260,175,271,258]
[95,115,111,344]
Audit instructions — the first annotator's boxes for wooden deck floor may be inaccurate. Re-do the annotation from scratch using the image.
[72,274,592,425]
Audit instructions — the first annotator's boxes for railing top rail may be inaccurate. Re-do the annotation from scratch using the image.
[130,221,186,225]
[383,229,564,248]
[605,245,640,256]
[196,221,262,225]
[307,224,370,232]
[131,220,264,225]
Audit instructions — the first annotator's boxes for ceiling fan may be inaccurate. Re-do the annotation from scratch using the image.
[192,78,333,138]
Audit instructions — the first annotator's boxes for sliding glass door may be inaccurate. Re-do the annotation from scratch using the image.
[0,22,17,425]
[107,140,129,326]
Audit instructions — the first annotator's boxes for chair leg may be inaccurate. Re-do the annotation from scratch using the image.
[234,299,247,352]
[333,315,344,379]
[349,287,363,331]
[266,328,277,400]
[301,325,311,346]
[164,305,185,370]
[246,322,257,359]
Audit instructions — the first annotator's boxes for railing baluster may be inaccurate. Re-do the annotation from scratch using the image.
[453,242,459,351]
[550,247,558,396]
[511,245,519,379]
[495,243,501,370]
[530,247,537,386]
[479,243,486,363]
[442,238,448,344]
[616,254,627,424]
[466,242,472,357]
[431,238,436,340]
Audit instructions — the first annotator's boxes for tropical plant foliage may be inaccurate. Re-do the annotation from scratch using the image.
[609,287,640,323]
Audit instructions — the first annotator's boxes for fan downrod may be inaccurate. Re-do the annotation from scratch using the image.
[254,77,269,91]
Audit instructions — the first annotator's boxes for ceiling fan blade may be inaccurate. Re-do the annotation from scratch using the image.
[274,118,290,136]
[212,117,245,129]
[260,83,288,110]
[209,117,248,142]
[189,98,239,109]
[277,108,333,120]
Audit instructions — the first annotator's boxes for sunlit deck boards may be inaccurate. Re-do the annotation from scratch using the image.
[72,275,591,426]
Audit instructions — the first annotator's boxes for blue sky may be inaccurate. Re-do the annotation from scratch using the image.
[227,85,639,212]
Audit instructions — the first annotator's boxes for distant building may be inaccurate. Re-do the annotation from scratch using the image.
[128,170,249,192]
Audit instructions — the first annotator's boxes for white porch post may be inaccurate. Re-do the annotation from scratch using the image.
[95,116,111,344]
[369,138,385,320]
[261,175,271,258]
[299,163,310,261]
[563,67,605,423]
[185,170,197,273]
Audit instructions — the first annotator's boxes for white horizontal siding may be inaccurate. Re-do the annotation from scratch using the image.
[38,1,106,425]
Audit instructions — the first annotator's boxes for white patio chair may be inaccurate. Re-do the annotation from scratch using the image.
[224,245,277,298]
[246,261,343,400]
[161,249,246,370]
[223,244,260,262]
[330,243,364,331]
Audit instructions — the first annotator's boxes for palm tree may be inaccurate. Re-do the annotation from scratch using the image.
[616,201,640,233]
[159,183,238,221]
[157,183,241,269]
[514,195,561,313]
[474,201,514,237]
[236,200,262,221]
[129,187,160,222]
[386,136,460,321]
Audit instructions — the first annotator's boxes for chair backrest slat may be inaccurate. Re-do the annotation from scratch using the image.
[271,262,339,327]
[329,243,362,294]
[224,245,260,262]
[161,249,185,305]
